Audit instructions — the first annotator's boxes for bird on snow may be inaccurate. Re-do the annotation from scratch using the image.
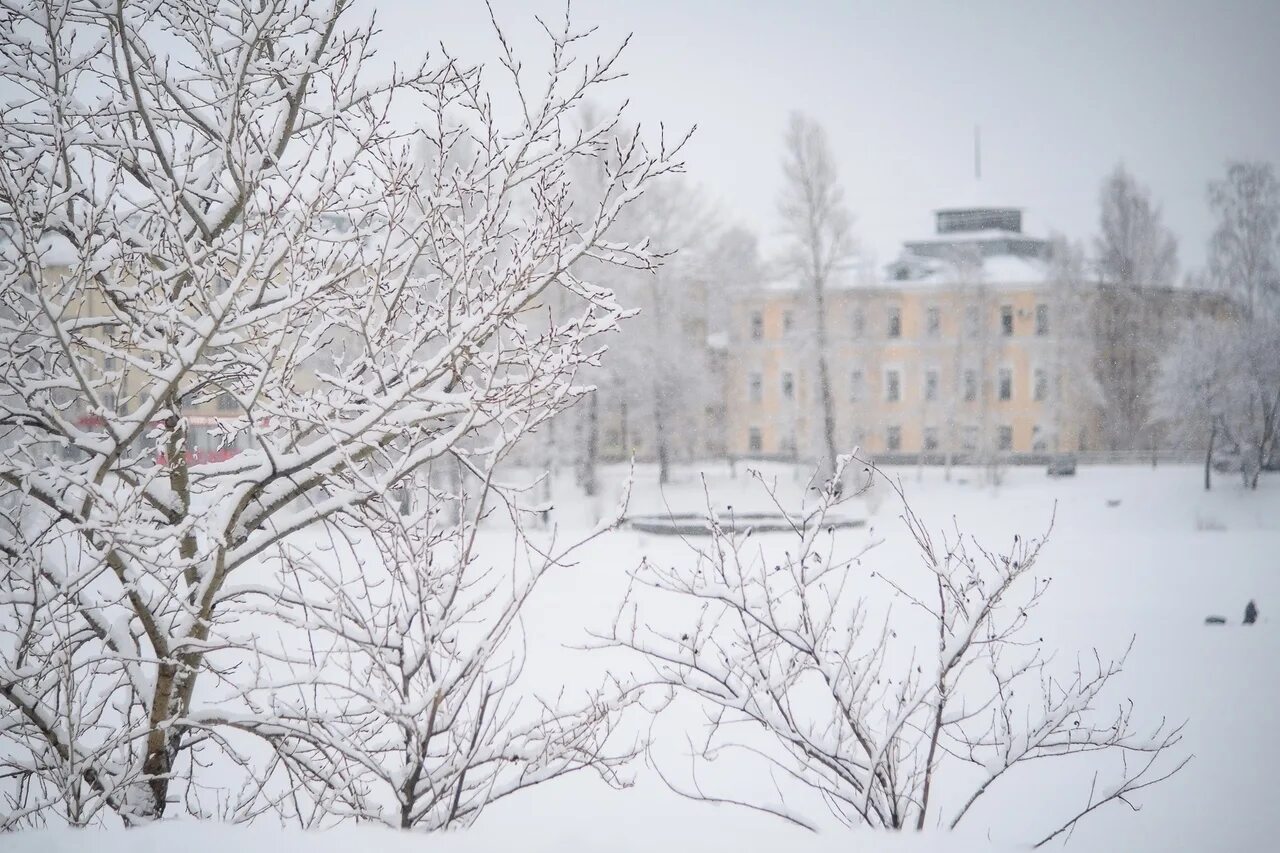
[1244,600,1259,625]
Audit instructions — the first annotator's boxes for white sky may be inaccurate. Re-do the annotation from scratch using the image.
[373,0,1280,276]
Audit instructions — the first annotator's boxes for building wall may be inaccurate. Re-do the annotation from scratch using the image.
[727,282,1093,461]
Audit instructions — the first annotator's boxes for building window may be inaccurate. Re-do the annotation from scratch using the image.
[782,433,797,457]
[885,369,901,402]
[851,307,865,338]
[924,427,939,451]
[102,391,117,411]
[783,310,795,336]
[964,305,980,338]
[887,426,901,451]
[926,306,941,338]
[1000,305,1014,336]
[998,425,1014,451]
[998,368,1012,401]
[1035,304,1049,336]
[849,369,864,403]
[887,306,901,338]
[748,427,762,453]
[963,369,976,402]
[924,368,939,402]
[750,311,763,341]
[1032,425,1047,452]
[962,425,978,451]
[217,392,238,411]
[781,371,795,400]
[748,372,762,403]
[1033,368,1048,402]
[104,355,118,370]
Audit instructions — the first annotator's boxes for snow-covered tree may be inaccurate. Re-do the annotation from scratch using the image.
[574,176,724,485]
[1092,165,1179,452]
[1157,314,1280,490]
[778,113,857,482]
[617,179,717,484]
[1154,316,1235,490]
[706,226,765,328]
[1155,161,1280,489]
[936,245,997,483]
[1045,235,1102,453]
[1095,165,1179,291]
[1227,316,1280,486]
[1208,161,1280,322]
[607,460,1186,843]
[0,0,682,827]
[244,467,639,829]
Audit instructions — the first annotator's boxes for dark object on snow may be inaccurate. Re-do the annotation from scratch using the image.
[1204,616,1227,625]
[1106,498,1122,508]
[1047,454,1077,477]
[1244,600,1258,625]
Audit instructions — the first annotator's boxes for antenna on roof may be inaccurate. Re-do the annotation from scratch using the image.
[974,124,981,182]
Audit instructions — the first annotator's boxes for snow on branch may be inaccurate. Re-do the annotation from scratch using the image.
[0,0,681,827]
[602,459,1186,841]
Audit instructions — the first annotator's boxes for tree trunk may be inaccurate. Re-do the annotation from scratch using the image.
[1204,424,1215,491]
[619,396,629,457]
[140,669,177,819]
[811,281,838,482]
[816,349,838,478]
[581,392,599,497]
[653,392,670,486]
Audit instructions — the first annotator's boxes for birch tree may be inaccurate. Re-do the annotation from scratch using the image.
[1045,235,1101,454]
[1092,165,1179,452]
[0,0,683,827]
[1171,160,1280,486]
[1208,161,1280,322]
[589,177,719,485]
[1154,317,1234,490]
[778,113,856,482]
[1156,315,1280,490]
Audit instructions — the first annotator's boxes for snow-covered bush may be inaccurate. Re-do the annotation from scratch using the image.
[607,458,1187,844]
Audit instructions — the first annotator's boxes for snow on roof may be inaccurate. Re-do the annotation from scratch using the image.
[903,228,1036,245]
[742,254,1050,295]
[889,253,1051,287]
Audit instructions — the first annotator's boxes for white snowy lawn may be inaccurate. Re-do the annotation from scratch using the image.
[13,462,1278,852]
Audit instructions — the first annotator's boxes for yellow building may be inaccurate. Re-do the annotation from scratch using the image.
[726,207,1096,463]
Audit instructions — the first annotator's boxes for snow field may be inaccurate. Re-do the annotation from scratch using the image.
[11,463,1276,852]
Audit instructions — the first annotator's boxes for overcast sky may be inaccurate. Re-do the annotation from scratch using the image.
[380,0,1278,275]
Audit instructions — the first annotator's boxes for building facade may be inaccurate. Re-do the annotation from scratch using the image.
[725,206,1220,464]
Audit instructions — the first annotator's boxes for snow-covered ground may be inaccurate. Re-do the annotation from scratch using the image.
[11,463,1277,852]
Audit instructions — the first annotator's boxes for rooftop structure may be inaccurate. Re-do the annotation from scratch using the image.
[888,205,1052,283]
